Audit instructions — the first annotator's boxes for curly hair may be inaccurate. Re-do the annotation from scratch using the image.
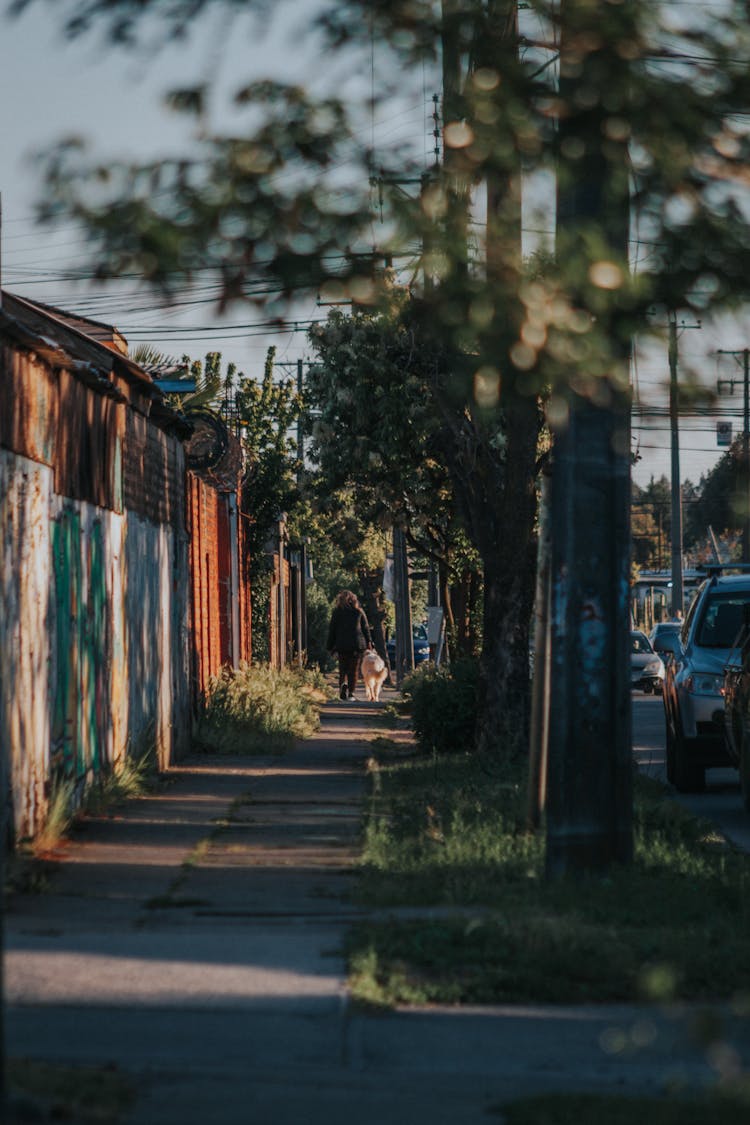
[334,589,360,610]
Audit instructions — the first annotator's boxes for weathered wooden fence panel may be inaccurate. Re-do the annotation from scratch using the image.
[1,318,192,840]
[0,451,52,839]
[124,512,190,771]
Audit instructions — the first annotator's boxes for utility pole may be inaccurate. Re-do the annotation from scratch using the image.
[297,358,304,486]
[441,0,469,284]
[669,312,684,617]
[274,358,307,487]
[528,474,551,831]
[392,528,414,685]
[717,348,750,562]
[546,2,633,876]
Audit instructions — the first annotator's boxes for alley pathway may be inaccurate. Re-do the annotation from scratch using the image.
[6,692,750,1123]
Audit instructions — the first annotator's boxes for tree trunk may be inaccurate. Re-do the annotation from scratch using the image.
[476,396,540,760]
[437,384,540,757]
[439,563,454,663]
[478,534,536,760]
[450,569,480,657]
[467,569,482,656]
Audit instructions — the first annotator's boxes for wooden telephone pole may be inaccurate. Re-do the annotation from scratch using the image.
[669,312,685,617]
[545,2,633,875]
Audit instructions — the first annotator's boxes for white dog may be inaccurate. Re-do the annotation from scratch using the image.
[361,649,388,702]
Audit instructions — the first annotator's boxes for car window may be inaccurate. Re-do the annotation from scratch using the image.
[650,623,678,640]
[695,594,750,648]
[631,633,652,653]
[387,628,429,644]
[682,588,702,643]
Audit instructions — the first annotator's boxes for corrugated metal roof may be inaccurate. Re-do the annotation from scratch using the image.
[0,290,190,437]
[8,295,129,355]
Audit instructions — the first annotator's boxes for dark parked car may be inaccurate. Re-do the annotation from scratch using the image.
[631,631,664,693]
[386,623,430,668]
[722,618,750,813]
[661,568,750,793]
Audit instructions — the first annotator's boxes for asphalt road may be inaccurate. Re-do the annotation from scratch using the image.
[632,691,750,852]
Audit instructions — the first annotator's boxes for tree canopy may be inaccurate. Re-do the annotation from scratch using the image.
[19,0,750,347]
[13,0,750,771]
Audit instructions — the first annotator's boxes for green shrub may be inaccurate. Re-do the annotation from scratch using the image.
[194,661,329,754]
[304,581,336,671]
[401,658,480,755]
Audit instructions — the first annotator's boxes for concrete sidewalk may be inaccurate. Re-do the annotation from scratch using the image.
[5,691,749,1123]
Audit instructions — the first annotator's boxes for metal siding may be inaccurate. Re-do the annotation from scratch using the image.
[50,502,116,791]
[217,495,232,665]
[50,504,82,782]
[1,344,191,840]
[0,451,52,839]
[125,516,166,768]
[240,516,253,664]
[0,347,58,466]
[109,511,128,768]
[123,409,184,527]
[186,473,245,707]
[55,370,123,511]
[171,524,192,758]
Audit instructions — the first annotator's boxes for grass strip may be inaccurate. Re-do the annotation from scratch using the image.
[9,1058,135,1122]
[499,1093,750,1124]
[348,749,750,1005]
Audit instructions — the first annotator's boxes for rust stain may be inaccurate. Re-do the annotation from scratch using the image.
[2,333,249,842]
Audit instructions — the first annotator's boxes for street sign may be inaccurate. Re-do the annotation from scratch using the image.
[717,420,732,447]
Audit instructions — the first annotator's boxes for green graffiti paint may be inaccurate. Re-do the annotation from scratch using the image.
[84,520,108,772]
[52,508,81,779]
[53,511,111,779]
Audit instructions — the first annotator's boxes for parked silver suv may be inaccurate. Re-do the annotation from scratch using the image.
[661,568,750,792]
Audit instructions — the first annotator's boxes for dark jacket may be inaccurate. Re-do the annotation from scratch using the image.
[327,605,372,654]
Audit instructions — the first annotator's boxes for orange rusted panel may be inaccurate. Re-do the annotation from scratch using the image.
[0,346,58,466]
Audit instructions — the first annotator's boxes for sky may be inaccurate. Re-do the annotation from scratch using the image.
[0,0,747,491]
[0,2,346,373]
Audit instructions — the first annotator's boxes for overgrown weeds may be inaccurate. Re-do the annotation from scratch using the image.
[25,729,159,860]
[29,777,75,858]
[82,749,157,818]
[193,661,329,754]
[348,744,750,1006]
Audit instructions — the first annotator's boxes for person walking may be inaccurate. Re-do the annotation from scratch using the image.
[326,589,372,700]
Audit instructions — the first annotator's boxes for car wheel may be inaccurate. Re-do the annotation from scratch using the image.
[644,682,653,695]
[672,720,706,794]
